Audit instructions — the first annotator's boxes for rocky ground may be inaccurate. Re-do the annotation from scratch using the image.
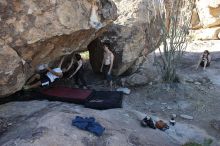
[0,41,220,146]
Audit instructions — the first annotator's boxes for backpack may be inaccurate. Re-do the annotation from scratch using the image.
[155,120,169,131]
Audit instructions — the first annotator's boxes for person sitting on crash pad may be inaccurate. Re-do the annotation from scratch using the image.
[68,54,88,89]
[23,56,73,90]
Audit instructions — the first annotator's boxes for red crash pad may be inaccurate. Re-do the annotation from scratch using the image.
[41,87,93,104]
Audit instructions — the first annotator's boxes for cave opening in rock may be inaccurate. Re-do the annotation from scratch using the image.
[88,38,104,74]
[87,38,132,86]
[81,39,106,86]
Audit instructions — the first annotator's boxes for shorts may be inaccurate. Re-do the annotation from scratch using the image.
[200,61,210,67]
[40,74,51,87]
[103,65,112,82]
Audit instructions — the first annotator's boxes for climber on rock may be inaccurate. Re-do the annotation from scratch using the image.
[68,53,88,89]
[23,56,73,90]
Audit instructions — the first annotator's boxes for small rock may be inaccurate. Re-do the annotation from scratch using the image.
[198,77,211,84]
[167,106,172,110]
[149,82,153,85]
[124,114,130,117]
[116,87,131,94]
[161,103,167,105]
[210,120,220,131]
[161,106,165,110]
[180,114,194,120]
[171,114,177,118]
[145,102,153,106]
[126,73,149,86]
[0,118,9,134]
[194,82,201,85]
[8,123,12,126]
[209,86,214,90]
[177,101,191,110]
[150,110,156,114]
[185,78,194,83]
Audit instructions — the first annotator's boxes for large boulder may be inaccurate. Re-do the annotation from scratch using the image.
[0,44,25,98]
[189,0,220,40]
[89,0,162,75]
[190,27,220,40]
[0,0,117,97]
[191,8,202,30]
[125,52,160,86]
[190,0,220,40]
[195,0,220,28]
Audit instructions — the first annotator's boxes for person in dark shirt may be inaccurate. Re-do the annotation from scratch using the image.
[196,50,211,70]
[69,54,88,89]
